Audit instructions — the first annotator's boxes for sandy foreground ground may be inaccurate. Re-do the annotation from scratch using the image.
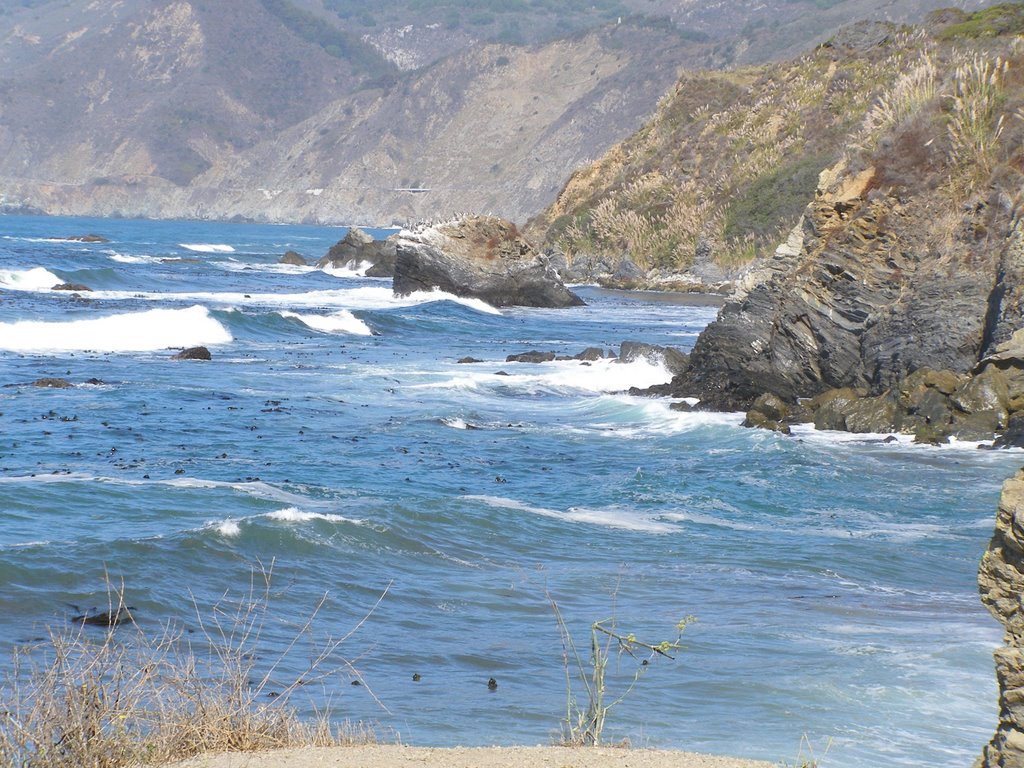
[169,745,776,768]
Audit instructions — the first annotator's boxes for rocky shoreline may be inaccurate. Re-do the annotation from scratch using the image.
[979,470,1024,768]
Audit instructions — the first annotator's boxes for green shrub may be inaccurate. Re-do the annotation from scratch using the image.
[723,155,828,243]
[937,2,1024,39]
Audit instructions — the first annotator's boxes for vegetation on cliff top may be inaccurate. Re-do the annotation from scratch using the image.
[528,6,1024,277]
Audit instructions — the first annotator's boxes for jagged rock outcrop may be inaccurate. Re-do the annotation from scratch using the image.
[279,250,307,266]
[751,360,1021,444]
[668,157,1024,413]
[979,470,1024,768]
[618,341,688,376]
[317,228,397,278]
[392,216,584,308]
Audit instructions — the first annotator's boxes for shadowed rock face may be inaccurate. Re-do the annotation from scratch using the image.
[980,471,1024,768]
[393,216,584,309]
[317,228,398,278]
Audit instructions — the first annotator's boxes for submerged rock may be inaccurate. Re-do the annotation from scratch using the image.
[506,351,556,364]
[979,471,1024,768]
[31,377,73,388]
[280,250,307,266]
[65,234,109,243]
[52,282,92,292]
[574,347,606,362]
[318,227,397,277]
[617,341,688,376]
[172,346,212,361]
[393,216,584,308]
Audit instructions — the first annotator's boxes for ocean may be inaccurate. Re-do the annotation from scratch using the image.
[0,214,1018,767]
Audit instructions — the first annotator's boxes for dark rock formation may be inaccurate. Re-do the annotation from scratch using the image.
[317,227,397,277]
[574,347,606,362]
[618,341,688,376]
[457,357,483,364]
[979,470,1024,768]
[606,257,645,288]
[280,250,308,266]
[172,346,212,360]
[507,351,557,364]
[549,251,616,284]
[66,234,109,243]
[392,216,584,308]
[31,378,73,388]
[52,283,92,292]
[808,387,895,434]
[72,605,135,627]
[667,160,1024,415]
[742,393,793,434]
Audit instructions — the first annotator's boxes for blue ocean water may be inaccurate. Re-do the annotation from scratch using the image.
[0,214,1018,767]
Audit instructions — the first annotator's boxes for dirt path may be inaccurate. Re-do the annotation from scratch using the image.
[170,745,776,768]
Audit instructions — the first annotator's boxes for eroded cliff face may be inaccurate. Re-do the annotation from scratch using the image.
[672,155,1024,410]
[980,470,1024,768]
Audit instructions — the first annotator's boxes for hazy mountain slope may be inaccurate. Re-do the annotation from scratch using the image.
[344,0,994,71]
[0,16,691,224]
[0,0,392,194]
[0,0,1005,224]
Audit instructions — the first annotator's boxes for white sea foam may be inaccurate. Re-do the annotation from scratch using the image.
[0,266,62,291]
[441,417,476,430]
[265,507,362,524]
[278,309,373,336]
[423,357,673,397]
[52,285,501,315]
[161,478,323,508]
[214,259,318,275]
[464,494,676,533]
[107,252,152,264]
[179,243,235,253]
[106,250,172,265]
[788,423,1017,452]
[661,509,769,532]
[322,261,374,278]
[0,305,232,353]
[214,519,242,537]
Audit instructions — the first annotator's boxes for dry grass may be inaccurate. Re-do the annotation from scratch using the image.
[855,53,938,149]
[947,53,1009,187]
[0,566,384,768]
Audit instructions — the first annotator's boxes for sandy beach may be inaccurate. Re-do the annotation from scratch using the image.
[169,745,776,768]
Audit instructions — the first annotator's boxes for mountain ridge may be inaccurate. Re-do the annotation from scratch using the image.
[0,0,996,225]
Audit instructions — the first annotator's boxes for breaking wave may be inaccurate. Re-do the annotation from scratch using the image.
[0,305,232,353]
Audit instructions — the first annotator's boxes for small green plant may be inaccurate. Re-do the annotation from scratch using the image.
[549,594,694,746]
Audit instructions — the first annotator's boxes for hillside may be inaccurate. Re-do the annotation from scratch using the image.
[606,4,1024,446]
[528,8,1024,286]
[0,0,1002,225]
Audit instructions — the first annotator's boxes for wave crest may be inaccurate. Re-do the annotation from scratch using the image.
[0,305,232,353]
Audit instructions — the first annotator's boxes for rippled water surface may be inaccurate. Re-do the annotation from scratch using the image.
[0,215,1019,767]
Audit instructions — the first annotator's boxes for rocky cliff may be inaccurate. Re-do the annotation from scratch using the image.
[979,469,1024,768]
[647,18,1024,434]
